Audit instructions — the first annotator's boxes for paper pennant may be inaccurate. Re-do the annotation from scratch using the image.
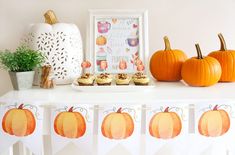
[51,104,94,155]
[0,102,43,155]
[97,105,142,155]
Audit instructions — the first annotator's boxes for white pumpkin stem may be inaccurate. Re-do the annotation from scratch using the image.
[117,108,122,113]
[164,36,172,51]
[218,33,227,51]
[44,10,58,25]
[213,105,218,111]
[18,104,24,109]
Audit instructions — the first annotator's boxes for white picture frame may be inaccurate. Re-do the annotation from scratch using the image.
[87,9,149,74]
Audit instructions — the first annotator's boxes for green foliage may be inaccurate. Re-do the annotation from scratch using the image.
[0,45,45,72]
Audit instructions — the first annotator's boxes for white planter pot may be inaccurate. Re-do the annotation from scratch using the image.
[23,23,83,85]
[9,71,35,90]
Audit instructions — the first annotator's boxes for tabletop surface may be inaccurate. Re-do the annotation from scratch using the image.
[1,81,235,105]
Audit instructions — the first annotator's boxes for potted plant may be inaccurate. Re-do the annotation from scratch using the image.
[0,45,45,90]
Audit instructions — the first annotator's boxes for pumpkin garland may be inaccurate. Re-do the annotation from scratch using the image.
[2,104,36,137]
[101,107,134,140]
[54,107,86,138]
[208,33,235,82]
[181,44,222,87]
[149,107,182,139]
[198,105,230,137]
[150,36,187,81]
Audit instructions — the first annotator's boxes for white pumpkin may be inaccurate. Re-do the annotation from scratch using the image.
[24,10,83,85]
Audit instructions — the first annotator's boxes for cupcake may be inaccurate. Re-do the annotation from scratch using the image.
[115,73,131,85]
[77,73,95,86]
[96,73,112,86]
[133,73,150,85]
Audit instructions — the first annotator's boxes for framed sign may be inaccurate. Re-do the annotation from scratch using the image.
[87,10,149,74]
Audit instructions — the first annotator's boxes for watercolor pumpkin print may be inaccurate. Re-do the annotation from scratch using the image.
[95,18,140,73]
[198,105,230,137]
[2,104,36,137]
[101,108,134,140]
[54,107,86,138]
[149,107,182,139]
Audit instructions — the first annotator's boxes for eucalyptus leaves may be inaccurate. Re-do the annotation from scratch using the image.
[0,45,45,72]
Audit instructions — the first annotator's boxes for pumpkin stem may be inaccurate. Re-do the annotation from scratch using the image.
[213,105,218,111]
[68,107,74,112]
[164,107,169,112]
[218,33,227,51]
[164,36,172,51]
[44,10,58,25]
[117,108,122,113]
[18,104,24,109]
[195,44,203,59]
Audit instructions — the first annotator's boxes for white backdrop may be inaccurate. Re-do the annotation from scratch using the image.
[1,0,235,94]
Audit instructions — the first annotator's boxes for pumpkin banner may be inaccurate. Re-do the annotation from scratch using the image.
[98,105,142,155]
[51,104,94,155]
[145,102,189,155]
[0,102,43,155]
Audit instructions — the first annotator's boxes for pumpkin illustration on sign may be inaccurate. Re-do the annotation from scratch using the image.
[149,107,182,139]
[54,107,86,138]
[2,104,36,137]
[119,59,127,70]
[150,36,187,81]
[208,33,235,82]
[198,105,230,137]
[96,35,107,46]
[100,60,108,70]
[101,108,134,140]
[181,44,222,87]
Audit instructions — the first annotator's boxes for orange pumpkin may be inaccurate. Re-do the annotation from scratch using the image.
[101,108,134,139]
[208,33,235,82]
[149,107,182,139]
[2,104,36,137]
[150,36,187,81]
[54,107,86,138]
[181,44,222,87]
[198,105,230,137]
[96,35,107,46]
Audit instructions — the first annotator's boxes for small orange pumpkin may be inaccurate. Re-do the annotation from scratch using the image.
[150,36,187,81]
[149,107,182,139]
[208,33,235,82]
[198,105,230,137]
[181,44,222,87]
[96,35,107,46]
[101,108,134,140]
[54,107,86,138]
[2,104,36,137]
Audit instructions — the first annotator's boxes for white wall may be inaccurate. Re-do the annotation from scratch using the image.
[1,0,235,95]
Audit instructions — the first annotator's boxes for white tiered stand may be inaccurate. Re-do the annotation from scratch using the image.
[0,81,235,155]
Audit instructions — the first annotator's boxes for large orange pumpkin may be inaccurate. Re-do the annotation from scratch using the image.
[2,104,36,137]
[181,44,222,87]
[96,35,107,46]
[54,107,86,138]
[198,105,230,137]
[101,108,134,140]
[149,107,182,139]
[208,33,235,82]
[150,36,187,81]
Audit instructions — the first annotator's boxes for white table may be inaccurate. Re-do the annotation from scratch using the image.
[0,81,235,155]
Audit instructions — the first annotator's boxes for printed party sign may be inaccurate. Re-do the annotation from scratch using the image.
[94,18,141,73]
[146,102,189,155]
[0,102,43,155]
[51,104,94,155]
[98,105,142,155]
